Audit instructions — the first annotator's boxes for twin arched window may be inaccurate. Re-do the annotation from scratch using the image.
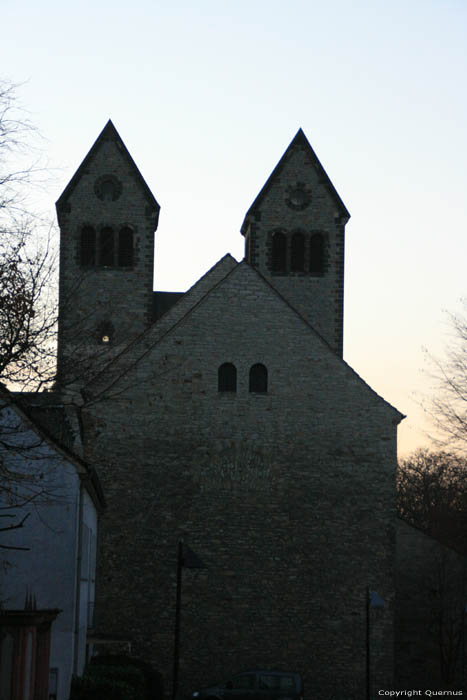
[80,226,134,268]
[218,363,268,393]
[271,231,324,274]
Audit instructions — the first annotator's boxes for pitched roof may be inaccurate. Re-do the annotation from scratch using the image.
[241,128,350,235]
[56,119,160,222]
[82,254,238,398]
[82,255,404,425]
[1,386,105,511]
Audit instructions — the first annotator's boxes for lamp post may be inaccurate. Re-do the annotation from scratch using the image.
[366,588,385,700]
[172,541,206,700]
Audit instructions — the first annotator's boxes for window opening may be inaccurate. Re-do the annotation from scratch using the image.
[101,179,116,201]
[80,227,96,267]
[99,227,114,267]
[271,231,287,272]
[231,675,256,690]
[290,232,305,271]
[249,363,268,393]
[118,227,134,267]
[97,321,114,345]
[310,233,324,274]
[218,363,237,392]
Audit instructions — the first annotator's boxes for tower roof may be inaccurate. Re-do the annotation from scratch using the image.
[241,128,350,235]
[56,119,160,217]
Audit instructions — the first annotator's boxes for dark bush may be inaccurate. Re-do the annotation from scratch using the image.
[70,663,145,700]
[90,654,164,700]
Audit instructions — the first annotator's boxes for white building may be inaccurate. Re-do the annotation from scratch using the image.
[0,389,105,700]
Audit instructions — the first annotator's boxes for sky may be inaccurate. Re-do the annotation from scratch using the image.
[3,0,467,457]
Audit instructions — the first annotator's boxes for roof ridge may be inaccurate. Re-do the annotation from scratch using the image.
[82,255,238,400]
[241,263,405,421]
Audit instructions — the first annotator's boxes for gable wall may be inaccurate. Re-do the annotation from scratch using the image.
[0,405,82,700]
[84,264,398,699]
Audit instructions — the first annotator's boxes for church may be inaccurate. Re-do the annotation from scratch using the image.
[53,121,404,699]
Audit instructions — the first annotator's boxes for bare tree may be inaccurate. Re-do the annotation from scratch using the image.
[0,392,68,551]
[0,80,61,557]
[398,450,467,685]
[0,79,58,391]
[424,301,467,452]
[397,448,467,554]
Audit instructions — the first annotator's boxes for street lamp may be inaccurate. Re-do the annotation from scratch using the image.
[366,588,385,700]
[172,540,206,700]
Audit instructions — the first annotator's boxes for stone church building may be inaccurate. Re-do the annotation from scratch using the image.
[52,122,404,698]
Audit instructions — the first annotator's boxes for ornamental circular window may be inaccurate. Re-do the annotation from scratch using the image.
[94,175,122,202]
[285,183,311,211]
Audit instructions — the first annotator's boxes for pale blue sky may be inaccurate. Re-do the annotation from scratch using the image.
[3,0,467,455]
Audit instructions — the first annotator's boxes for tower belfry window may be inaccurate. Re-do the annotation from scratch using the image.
[310,233,324,274]
[290,232,305,272]
[100,227,114,267]
[80,227,96,267]
[118,227,134,267]
[271,232,287,272]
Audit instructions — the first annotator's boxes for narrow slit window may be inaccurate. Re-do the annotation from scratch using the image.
[80,227,96,267]
[271,232,287,272]
[118,227,134,267]
[218,363,237,392]
[249,363,268,393]
[310,233,324,274]
[290,232,305,271]
[99,227,114,267]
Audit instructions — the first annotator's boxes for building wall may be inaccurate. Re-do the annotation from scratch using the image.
[83,263,399,700]
[0,404,99,700]
[53,125,401,698]
[244,137,346,355]
[56,126,158,382]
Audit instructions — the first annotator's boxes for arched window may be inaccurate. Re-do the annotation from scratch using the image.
[99,227,114,267]
[290,232,305,272]
[218,363,237,392]
[249,363,268,393]
[118,227,134,267]
[80,226,96,267]
[271,231,287,272]
[310,233,324,274]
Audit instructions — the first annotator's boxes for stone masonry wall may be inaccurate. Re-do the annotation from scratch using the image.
[246,142,346,355]
[56,131,157,382]
[83,263,399,700]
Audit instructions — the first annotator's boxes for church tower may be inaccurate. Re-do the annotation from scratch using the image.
[241,129,350,356]
[55,121,159,385]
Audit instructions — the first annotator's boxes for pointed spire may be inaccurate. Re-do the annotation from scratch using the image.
[56,119,160,221]
[241,128,350,235]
